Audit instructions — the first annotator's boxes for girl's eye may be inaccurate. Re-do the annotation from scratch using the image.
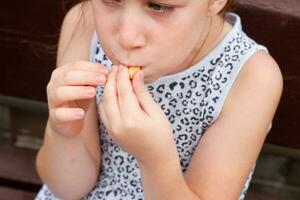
[147,3,175,13]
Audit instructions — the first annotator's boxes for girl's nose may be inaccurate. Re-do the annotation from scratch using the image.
[118,10,147,51]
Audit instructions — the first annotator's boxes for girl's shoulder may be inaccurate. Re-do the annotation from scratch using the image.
[56,1,95,66]
[222,50,283,117]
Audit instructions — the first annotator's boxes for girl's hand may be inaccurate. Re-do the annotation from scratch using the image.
[47,61,109,138]
[98,65,179,167]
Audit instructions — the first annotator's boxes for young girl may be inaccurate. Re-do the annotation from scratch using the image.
[35,0,283,199]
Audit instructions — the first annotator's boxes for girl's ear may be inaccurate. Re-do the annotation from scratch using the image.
[208,0,228,15]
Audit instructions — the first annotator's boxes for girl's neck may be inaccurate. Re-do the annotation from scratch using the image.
[181,14,233,70]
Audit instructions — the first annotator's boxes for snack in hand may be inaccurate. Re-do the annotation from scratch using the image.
[128,66,141,79]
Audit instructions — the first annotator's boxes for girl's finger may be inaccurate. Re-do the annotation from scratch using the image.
[98,101,112,134]
[65,61,110,74]
[101,65,122,127]
[50,107,85,123]
[52,62,109,82]
[53,86,96,106]
[132,70,161,116]
[116,65,142,118]
[62,70,107,86]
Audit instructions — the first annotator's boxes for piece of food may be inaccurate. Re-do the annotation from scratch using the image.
[128,66,141,79]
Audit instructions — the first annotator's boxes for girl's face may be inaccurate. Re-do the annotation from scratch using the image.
[92,0,211,83]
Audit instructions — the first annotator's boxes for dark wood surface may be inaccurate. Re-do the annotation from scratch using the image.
[0,1,71,101]
[0,187,36,200]
[0,1,299,150]
[0,142,41,187]
[247,191,288,200]
[232,0,300,150]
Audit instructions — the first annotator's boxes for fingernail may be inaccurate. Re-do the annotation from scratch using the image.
[86,88,95,95]
[76,109,84,118]
[103,68,109,74]
[96,75,105,83]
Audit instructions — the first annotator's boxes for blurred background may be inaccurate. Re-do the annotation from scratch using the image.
[0,0,299,199]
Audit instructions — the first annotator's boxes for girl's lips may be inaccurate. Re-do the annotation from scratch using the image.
[117,60,143,68]
[113,53,144,67]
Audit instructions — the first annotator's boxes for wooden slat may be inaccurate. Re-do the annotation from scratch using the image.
[0,142,41,186]
[0,186,36,200]
[234,0,300,18]
[247,190,287,200]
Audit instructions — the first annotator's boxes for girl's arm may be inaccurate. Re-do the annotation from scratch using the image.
[139,51,283,200]
[36,103,100,199]
[36,2,101,199]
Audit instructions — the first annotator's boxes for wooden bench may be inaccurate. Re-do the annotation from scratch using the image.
[232,0,300,150]
[0,0,299,199]
[0,141,40,199]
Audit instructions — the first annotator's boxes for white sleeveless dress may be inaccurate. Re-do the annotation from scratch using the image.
[35,12,272,200]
